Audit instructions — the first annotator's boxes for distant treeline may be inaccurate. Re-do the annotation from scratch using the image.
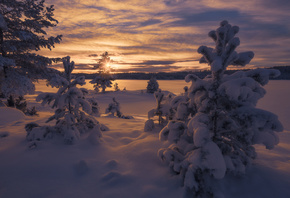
[76,66,290,80]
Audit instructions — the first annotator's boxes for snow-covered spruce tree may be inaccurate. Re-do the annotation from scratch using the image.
[144,89,174,131]
[88,97,100,117]
[0,0,62,104]
[90,52,114,93]
[158,20,283,197]
[0,13,14,78]
[105,97,122,117]
[146,76,159,93]
[105,97,133,119]
[26,56,106,145]
[145,86,190,132]
[114,82,120,91]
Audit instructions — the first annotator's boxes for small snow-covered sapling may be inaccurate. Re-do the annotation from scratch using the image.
[106,97,133,119]
[90,52,114,93]
[146,76,159,93]
[114,83,120,91]
[145,89,174,131]
[26,56,106,145]
[106,97,122,117]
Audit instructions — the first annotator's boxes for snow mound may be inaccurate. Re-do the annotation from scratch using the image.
[0,107,25,125]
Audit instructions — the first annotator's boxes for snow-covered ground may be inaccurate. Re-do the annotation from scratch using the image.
[0,80,290,198]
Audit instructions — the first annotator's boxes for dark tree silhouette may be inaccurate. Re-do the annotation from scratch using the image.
[146,76,159,93]
[90,52,114,93]
[0,0,62,105]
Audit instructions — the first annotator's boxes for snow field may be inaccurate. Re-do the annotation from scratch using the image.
[0,81,290,198]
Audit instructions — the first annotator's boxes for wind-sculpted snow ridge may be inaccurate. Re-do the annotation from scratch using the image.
[25,56,108,146]
[157,20,283,198]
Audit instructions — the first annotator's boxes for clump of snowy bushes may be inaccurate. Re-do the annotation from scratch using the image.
[25,56,108,145]
[7,96,38,116]
[157,21,283,197]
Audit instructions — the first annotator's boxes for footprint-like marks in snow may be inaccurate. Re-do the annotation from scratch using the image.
[74,160,89,176]
[100,171,133,186]
[0,131,10,138]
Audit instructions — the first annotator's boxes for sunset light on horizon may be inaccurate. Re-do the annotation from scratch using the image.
[1,1,290,197]
[40,0,290,73]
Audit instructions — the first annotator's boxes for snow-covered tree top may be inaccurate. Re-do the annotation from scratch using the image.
[198,20,254,78]
[63,56,74,81]
[94,52,111,72]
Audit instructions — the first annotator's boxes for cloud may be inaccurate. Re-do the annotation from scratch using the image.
[156,34,201,46]
[81,5,111,12]
[88,54,98,57]
[164,0,188,6]
[166,9,242,26]
[140,19,162,27]
[42,0,290,73]
[50,63,97,70]
[139,60,176,65]
[243,22,290,38]
[258,0,290,12]
[116,65,182,73]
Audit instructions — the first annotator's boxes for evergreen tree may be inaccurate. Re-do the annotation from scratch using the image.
[105,97,133,119]
[105,97,122,117]
[146,76,159,93]
[114,82,120,91]
[158,21,283,197]
[26,56,107,145]
[145,89,174,131]
[90,52,113,93]
[0,0,62,102]
[88,97,100,117]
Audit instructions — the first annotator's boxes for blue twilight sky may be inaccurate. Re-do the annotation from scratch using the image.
[41,0,290,73]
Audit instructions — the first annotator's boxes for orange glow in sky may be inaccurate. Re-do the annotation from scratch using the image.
[40,0,290,73]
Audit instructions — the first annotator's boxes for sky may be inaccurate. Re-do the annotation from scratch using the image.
[40,0,290,73]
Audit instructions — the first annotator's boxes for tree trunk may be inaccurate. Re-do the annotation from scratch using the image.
[0,29,8,78]
[7,95,15,107]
